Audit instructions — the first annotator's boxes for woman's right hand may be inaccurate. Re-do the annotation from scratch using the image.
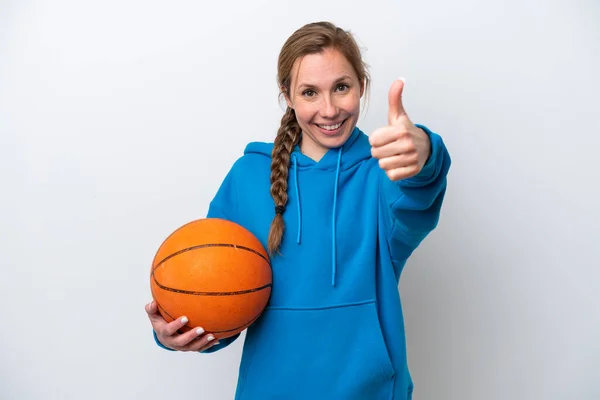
[145,300,220,352]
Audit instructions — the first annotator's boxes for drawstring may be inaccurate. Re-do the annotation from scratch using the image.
[331,148,342,287]
[292,154,301,244]
[291,148,342,287]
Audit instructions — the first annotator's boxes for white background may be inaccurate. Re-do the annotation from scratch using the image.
[1,0,599,399]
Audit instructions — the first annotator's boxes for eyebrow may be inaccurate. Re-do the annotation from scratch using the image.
[296,75,352,91]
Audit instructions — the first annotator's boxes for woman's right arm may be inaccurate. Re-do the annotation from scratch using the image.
[147,158,244,353]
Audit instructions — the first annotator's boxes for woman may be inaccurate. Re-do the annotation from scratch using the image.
[146,21,451,400]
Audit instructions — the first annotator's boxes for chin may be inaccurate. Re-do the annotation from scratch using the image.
[312,119,355,148]
[319,135,350,149]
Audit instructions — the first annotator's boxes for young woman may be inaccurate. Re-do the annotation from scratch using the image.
[146,21,451,400]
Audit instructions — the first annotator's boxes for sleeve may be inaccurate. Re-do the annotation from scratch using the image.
[152,328,240,354]
[152,160,242,353]
[379,124,451,278]
[206,160,239,222]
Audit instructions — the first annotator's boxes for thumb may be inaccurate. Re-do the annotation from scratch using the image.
[146,300,159,318]
[388,78,407,125]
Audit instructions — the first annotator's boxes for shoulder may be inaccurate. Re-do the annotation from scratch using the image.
[243,141,275,157]
[226,140,274,178]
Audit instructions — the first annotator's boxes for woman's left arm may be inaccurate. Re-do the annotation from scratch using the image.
[370,79,451,274]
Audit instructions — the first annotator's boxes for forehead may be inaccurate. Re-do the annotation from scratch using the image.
[291,48,357,87]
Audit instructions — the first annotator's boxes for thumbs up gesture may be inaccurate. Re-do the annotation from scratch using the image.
[369,78,431,181]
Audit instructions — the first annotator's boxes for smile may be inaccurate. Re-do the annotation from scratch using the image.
[316,119,347,131]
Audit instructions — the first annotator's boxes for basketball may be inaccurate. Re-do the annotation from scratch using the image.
[150,218,272,339]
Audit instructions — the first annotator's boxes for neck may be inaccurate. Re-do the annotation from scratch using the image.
[299,138,327,162]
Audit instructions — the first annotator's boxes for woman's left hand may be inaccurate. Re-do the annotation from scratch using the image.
[369,78,431,181]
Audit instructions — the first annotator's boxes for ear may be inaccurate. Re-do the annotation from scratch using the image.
[359,79,365,98]
[281,86,293,109]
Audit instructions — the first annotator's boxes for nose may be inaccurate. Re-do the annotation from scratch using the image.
[319,94,339,119]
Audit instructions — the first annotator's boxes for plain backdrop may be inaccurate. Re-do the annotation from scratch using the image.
[1,1,599,399]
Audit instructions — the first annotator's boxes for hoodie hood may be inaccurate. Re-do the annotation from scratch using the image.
[243,126,372,286]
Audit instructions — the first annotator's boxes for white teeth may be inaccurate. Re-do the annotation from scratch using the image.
[318,121,343,131]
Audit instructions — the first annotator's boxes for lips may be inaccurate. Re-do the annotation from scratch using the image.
[317,121,344,130]
[314,118,347,135]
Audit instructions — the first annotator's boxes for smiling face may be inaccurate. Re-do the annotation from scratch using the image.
[284,47,364,161]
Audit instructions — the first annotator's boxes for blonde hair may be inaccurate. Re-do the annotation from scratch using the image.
[268,21,371,255]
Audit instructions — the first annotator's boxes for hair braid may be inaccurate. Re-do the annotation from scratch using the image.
[268,107,301,255]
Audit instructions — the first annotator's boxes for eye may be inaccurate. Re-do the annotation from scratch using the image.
[335,83,349,92]
[302,89,316,97]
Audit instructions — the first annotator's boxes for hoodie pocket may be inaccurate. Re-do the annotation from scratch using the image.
[236,301,395,400]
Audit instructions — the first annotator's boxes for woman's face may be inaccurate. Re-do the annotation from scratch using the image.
[285,47,363,161]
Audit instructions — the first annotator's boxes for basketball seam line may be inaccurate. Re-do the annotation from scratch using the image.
[156,301,263,334]
[153,276,272,296]
[152,243,270,275]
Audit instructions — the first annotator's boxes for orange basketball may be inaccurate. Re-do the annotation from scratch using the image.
[150,218,272,339]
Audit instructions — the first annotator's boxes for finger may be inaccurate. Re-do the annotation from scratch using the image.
[378,153,419,172]
[145,301,165,327]
[172,327,210,349]
[388,78,407,125]
[145,300,158,315]
[163,315,194,337]
[385,165,420,181]
[184,332,220,352]
[371,139,416,159]
[369,126,404,148]
[196,338,221,352]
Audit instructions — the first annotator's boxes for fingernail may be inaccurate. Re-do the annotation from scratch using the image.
[180,316,188,324]
[207,334,215,341]
[213,341,220,346]
[196,328,205,335]
[398,77,405,83]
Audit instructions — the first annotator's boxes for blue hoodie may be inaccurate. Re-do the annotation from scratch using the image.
[155,124,450,400]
